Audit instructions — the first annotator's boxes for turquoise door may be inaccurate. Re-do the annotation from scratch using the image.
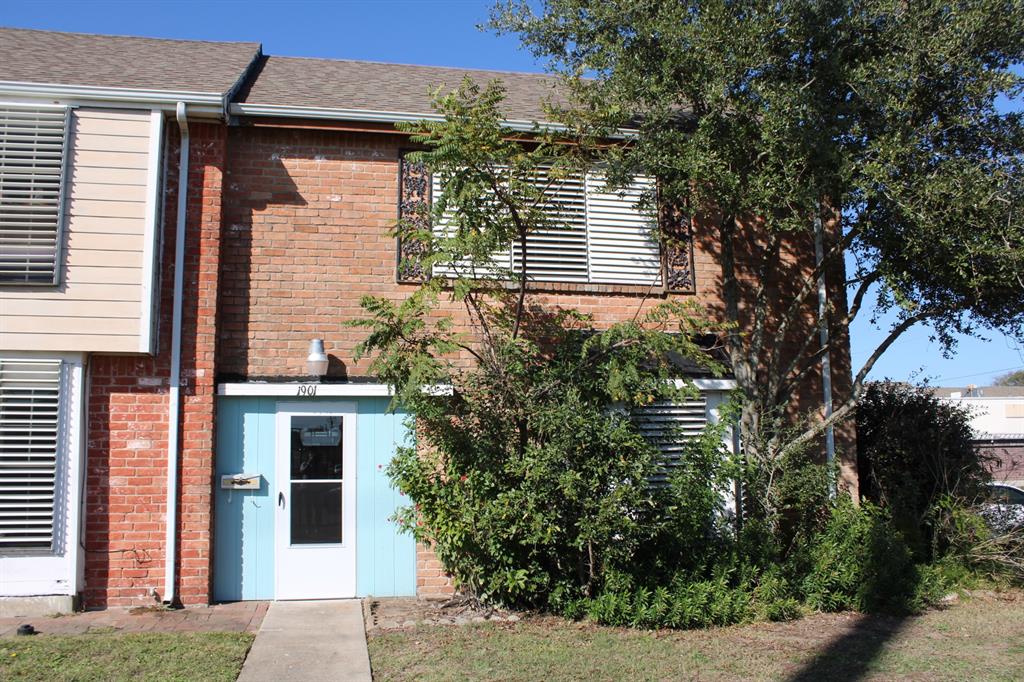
[213,395,417,600]
[214,397,276,601]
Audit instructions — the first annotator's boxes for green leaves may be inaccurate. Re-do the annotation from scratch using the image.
[498,0,1024,340]
[348,68,735,609]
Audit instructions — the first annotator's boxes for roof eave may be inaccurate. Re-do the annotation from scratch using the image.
[229,102,638,138]
[0,80,227,117]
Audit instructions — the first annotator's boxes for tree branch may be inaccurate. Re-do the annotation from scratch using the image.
[779,310,933,456]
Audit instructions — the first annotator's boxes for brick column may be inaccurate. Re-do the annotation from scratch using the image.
[176,123,226,605]
[84,123,225,608]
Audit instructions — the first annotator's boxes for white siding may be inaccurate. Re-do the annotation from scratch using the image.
[0,107,162,353]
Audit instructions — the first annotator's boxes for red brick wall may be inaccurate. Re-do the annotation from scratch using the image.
[218,127,726,379]
[217,125,858,594]
[84,123,225,608]
[416,543,455,598]
[981,439,1024,485]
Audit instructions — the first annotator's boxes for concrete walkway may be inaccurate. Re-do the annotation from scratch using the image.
[238,600,371,682]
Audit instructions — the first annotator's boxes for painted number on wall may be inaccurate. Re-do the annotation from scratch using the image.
[297,384,318,397]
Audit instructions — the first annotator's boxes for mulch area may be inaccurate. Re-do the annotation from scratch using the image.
[0,601,268,637]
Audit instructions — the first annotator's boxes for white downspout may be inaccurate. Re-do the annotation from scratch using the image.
[814,203,836,479]
[164,102,189,605]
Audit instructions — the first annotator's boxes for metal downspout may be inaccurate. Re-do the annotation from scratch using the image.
[164,102,189,605]
[814,203,836,480]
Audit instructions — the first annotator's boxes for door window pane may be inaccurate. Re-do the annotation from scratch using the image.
[290,416,342,479]
[290,482,342,544]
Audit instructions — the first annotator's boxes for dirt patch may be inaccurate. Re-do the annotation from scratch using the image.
[364,596,521,632]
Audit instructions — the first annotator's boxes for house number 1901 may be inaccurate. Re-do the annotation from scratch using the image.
[297,384,317,397]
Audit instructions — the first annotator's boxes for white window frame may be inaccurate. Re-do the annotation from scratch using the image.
[0,102,73,287]
[0,352,85,599]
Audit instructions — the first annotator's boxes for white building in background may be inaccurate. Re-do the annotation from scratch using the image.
[934,386,1024,487]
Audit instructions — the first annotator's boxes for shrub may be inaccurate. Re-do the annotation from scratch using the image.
[572,575,755,629]
[802,499,922,614]
[857,381,992,560]
[351,82,731,609]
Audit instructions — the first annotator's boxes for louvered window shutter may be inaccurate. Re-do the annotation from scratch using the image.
[0,105,70,285]
[430,167,662,285]
[431,173,511,279]
[586,173,662,285]
[0,359,62,549]
[632,397,708,484]
[511,168,589,282]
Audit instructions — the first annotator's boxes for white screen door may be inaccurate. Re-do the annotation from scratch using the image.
[274,402,356,599]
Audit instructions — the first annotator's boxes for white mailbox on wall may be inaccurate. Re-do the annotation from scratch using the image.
[220,474,261,490]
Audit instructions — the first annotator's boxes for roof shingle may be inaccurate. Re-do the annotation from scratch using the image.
[237,55,568,122]
[0,27,261,96]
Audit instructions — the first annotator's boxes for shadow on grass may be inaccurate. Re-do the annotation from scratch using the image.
[786,613,909,682]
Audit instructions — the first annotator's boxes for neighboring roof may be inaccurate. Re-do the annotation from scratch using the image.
[235,55,569,123]
[0,27,260,97]
[933,386,1024,398]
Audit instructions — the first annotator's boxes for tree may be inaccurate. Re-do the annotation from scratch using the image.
[351,81,732,606]
[494,0,1024,502]
[994,369,1024,386]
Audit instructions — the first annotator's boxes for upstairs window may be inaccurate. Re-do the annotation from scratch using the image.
[0,358,62,551]
[430,169,663,285]
[0,105,70,285]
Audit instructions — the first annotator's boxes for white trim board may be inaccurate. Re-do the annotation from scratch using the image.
[217,378,736,398]
[230,102,639,138]
[680,379,738,392]
[138,109,165,353]
[218,382,392,397]
[0,81,224,117]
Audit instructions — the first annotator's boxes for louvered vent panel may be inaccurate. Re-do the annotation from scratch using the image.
[587,174,662,285]
[632,398,707,483]
[431,173,511,278]
[0,106,69,284]
[0,359,62,548]
[432,167,662,285]
[511,168,589,282]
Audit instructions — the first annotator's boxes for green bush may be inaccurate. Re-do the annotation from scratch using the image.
[857,381,991,560]
[349,84,988,628]
[802,499,923,614]
[572,575,754,629]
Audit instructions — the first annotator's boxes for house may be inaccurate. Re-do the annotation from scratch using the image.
[0,27,855,614]
[934,386,1024,487]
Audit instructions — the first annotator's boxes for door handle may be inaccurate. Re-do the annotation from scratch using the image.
[278,491,285,508]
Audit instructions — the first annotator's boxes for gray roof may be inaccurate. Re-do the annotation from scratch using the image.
[0,27,260,96]
[237,55,569,122]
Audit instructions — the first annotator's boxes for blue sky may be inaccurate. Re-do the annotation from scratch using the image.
[3,0,1022,386]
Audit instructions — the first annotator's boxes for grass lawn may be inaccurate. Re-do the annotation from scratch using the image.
[0,631,254,682]
[369,591,1024,681]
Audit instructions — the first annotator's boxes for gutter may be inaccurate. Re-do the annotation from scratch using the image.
[0,80,225,117]
[229,102,639,137]
[163,101,190,606]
